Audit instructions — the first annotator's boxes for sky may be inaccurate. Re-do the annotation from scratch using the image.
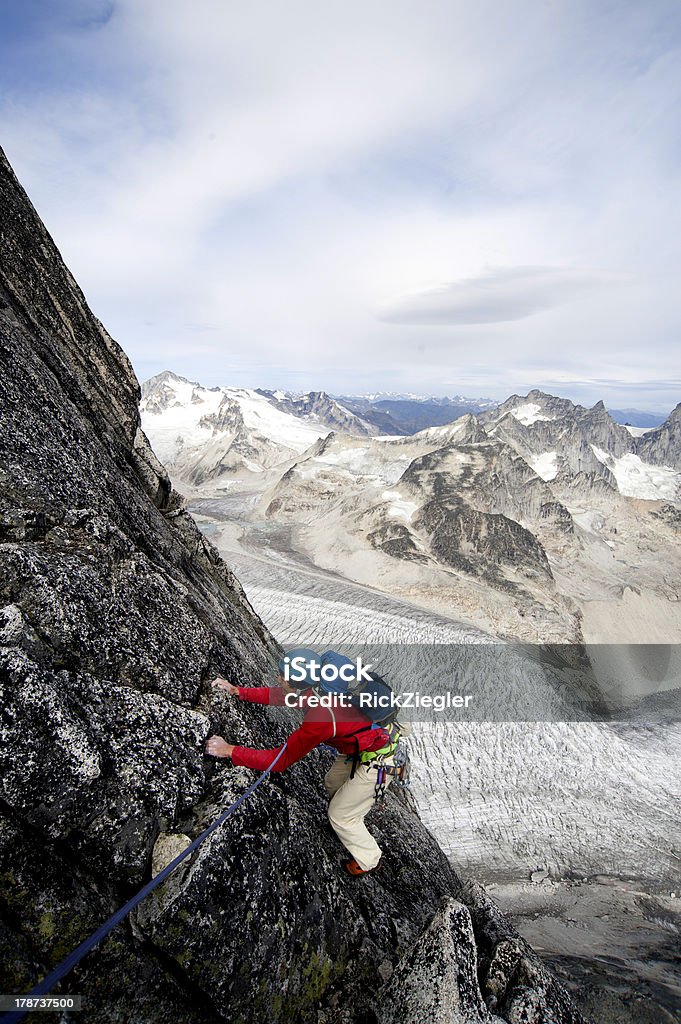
[1,0,680,411]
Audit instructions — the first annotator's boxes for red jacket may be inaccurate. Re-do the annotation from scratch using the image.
[231,686,389,772]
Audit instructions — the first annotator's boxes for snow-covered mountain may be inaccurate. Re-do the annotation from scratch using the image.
[257,388,379,436]
[139,372,386,482]
[481,390,681,501]
[251,389,680,640]
[140,371,334,481]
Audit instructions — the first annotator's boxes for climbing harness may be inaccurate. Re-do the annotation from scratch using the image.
[368,741,412,802]
[0,744,288,1024]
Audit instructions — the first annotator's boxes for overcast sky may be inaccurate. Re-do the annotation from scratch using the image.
[1,0,680,410]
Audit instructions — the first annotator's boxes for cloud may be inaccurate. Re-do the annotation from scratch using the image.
[0,0,680,410]
[377,266,617,325]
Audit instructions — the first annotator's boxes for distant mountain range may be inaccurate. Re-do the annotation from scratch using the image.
[340,395,665,433]
[337,394,497,434]
[140,372,679,484]
[142,372,668,443]
[607,408,666,428]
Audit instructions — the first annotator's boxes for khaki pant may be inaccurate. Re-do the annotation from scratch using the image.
[324,754,392,871]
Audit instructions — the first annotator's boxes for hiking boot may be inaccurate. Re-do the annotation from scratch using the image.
[342,857,381,877]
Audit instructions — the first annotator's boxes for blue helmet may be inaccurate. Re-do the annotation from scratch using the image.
[277,647,322,690]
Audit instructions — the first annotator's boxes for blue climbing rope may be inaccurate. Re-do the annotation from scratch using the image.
[0,744,288,1024]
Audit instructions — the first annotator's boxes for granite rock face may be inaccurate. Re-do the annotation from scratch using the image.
[461,882,588,1024]
[0,147,589,1023]
[636,403,681,470]
[375,884,588,1024]
[376,899,505,1024]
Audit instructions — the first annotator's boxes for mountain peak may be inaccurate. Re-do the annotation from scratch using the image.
[141,369,197,398]
[525,388,555,401]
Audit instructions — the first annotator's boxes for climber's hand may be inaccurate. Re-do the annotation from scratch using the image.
[212,677,239,696]
[205,735,235,758]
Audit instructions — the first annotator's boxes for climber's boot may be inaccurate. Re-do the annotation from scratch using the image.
[342,857,382,877]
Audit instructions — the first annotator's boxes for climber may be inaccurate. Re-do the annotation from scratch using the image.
[204,650,397,877]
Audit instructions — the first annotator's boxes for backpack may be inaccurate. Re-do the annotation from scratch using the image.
[320,652,406,777]
[347,669,400,726]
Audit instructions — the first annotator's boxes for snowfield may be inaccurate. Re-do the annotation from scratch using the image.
[528,450,558,481]
[140,378,224,462]
[624,425,654,437]
[511,402,554,425]
[381,490,419,520]
[236,390,327,448]
[590,446,680,500]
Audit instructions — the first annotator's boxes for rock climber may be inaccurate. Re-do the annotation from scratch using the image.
[204,649,398,876]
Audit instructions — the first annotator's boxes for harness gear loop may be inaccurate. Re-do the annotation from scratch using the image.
[374,764,388,803]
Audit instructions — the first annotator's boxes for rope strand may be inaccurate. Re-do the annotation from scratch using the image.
[0,744,287,1024]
